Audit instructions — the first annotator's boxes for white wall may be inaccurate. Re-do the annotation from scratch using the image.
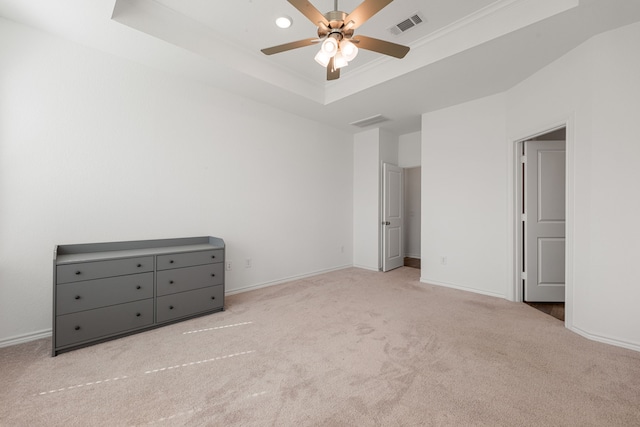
[0,18,354,345]
[379,130,399,167]
[421,93,508,298]
[353,129,380,270]
[352,129,399,271]
[507,21,640,350]
[421,21,640,350]
[398,131,421,168]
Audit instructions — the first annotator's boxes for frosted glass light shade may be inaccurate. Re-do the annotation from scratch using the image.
[340,40,358,61]
[321,37,338,57]
[314,49,330,67]
[333,52,348,69]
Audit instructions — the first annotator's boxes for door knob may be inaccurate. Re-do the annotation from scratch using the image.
[382,221,391,225]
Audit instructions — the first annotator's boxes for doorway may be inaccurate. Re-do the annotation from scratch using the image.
[403,167,421,269]
[382,163,404,272]
[516,127,566,320]
[381,164,422,272]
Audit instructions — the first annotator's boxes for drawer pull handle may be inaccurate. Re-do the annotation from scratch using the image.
[75,271,81,275]
[211,274,215,277]
[169,305,174,310]
[211,255,216,259]
[169,260,174,264]
[136,313,141,317]
[211,296,216,300]
[74,295,81,300]
[136,285,141,290]
[137,264,142,268]
[75,326,81,331]
[169,280,174,284]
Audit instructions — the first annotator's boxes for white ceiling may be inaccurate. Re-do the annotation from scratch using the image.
[2,0,640,134]
[149,0,497,82]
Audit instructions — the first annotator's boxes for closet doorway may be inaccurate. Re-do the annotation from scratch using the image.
[404,167,421,269]
[516,127,566,321]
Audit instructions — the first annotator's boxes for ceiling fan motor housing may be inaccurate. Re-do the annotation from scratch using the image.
[318,11,354,39]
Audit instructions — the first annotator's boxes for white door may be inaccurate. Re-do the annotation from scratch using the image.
[383,163,404,272]
[524,140,566,301]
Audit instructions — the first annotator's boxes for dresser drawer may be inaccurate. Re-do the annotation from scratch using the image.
[156,285,224,323]
[56,272,153,315]
[156,249,223,270]
[156,263,224,296]
[57,256,153,284]
[55,299,154,348]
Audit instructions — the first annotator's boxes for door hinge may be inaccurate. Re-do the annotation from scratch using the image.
[521,271,527,280]
[521,155,527,164]
[521,213,527,222]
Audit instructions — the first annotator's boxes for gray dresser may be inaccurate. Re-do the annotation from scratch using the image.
[53,236,225,356]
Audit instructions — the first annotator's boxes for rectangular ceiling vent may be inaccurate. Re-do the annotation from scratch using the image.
[388,12,425,36]
[349,114,390,128]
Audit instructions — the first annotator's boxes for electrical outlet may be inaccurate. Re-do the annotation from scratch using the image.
[245,258,252,268]
[226,261,232,271]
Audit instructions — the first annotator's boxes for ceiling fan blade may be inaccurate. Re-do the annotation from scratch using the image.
[287,0,329,27]
[261,38,319,55]
[327,57,340,80]
[351,35,409,58]
[344,0,393,29]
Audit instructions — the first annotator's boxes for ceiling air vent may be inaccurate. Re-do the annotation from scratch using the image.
[349,114,390,128]
[388,12,425,36]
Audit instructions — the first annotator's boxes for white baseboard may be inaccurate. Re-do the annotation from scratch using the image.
[423,278,640,353]
[420,278,507,300]
[225,264,353,296]
[0,329,51,349]
[352,264,380,272]
[405,253,421,259]
[569,325,640,353]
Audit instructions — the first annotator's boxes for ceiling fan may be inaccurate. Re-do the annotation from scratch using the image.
[261,0,410,80]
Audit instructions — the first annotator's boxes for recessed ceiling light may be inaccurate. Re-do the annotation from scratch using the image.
[275,15,292,29]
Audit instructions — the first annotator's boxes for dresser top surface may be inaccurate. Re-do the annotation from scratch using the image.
[54,237,224,265]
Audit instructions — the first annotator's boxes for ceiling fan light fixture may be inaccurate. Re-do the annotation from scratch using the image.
[340,39,358,61]
[261,0,410,81]
[333,52,348,69]
[275,15,292,29]
[321,37,338,57]
[314,49,331,67]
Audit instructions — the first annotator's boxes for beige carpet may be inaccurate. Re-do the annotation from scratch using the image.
[1,267,639,426]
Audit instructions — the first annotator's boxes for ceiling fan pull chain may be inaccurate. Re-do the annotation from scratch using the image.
[334,0,338,11]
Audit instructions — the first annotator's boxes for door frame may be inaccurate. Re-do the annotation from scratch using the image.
[508,116,575,326]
